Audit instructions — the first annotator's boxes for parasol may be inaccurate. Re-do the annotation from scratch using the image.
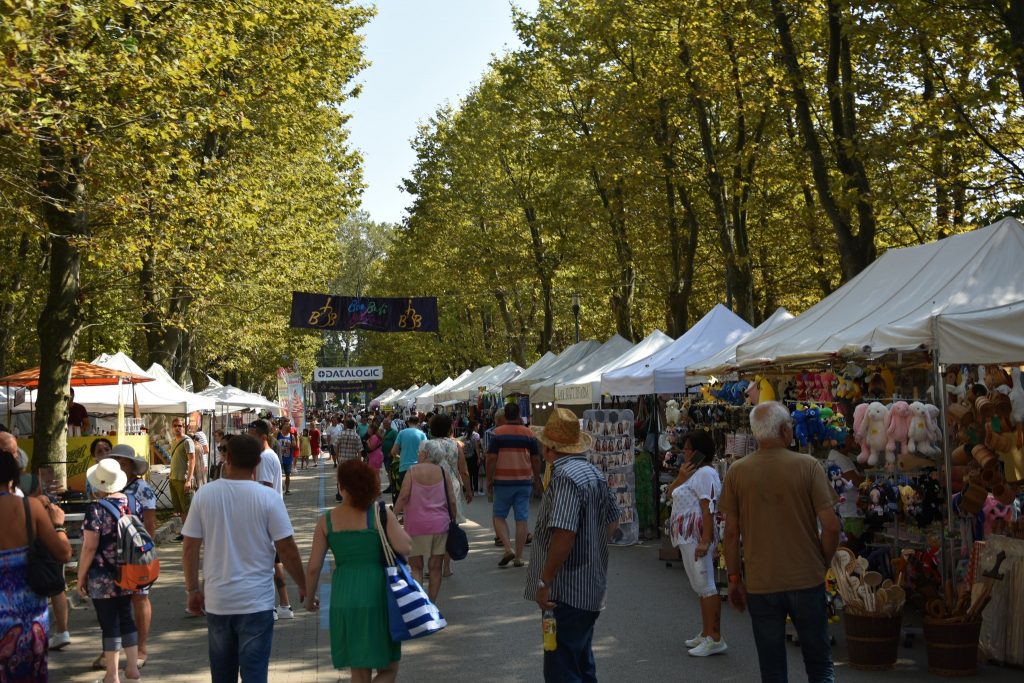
[0,361,155,389]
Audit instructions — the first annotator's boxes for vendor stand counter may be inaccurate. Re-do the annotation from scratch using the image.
[18,434,151,493]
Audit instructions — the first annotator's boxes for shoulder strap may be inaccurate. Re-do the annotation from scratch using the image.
[21,496,34,546]
[326,510,334,535]
[365,505,373,530]
[374,501,396,567]
[440,468,455,522]
[96,497,124,521]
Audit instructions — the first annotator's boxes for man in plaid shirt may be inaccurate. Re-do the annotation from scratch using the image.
[334,418,363,501]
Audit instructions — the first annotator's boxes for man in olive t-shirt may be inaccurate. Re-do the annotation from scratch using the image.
[719,401,839,683]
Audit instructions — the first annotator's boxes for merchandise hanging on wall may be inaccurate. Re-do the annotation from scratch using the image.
[583,408,638,545]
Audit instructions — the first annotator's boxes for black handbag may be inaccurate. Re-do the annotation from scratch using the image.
[22,497,67,597]
[442,470,469,561]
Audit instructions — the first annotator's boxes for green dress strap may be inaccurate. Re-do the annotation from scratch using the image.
[325,510,333,535]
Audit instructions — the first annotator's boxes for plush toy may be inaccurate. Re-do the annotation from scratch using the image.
[792,407,809,448]
[817,372,836,403]
[982,494,1015,537]
[827,411,848,447]
[806,405,826,445]
[744,375,776,405]
[1009,367,1024,425]
[866,372,887,401]
[907,401,938,457]
[924,404,942,443]
[885,401,912,458]
[853,403,870,464]
[862,402,890,467]
[916,475,944,527]
[665,399,681,428]
[781,379,797,403]
[700,384,716,403]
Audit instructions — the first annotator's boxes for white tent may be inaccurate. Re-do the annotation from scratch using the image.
[532,335,634,405]
[197,384,280,414]
[477,362,525,395]
[504,342,601,396]
[935,302,1024,365]
[736,218,1024,366]
[414,375,459,413]
[435,366,494,404]
[688,307,794,377]
[370,388,398,405]
[401,383,435,409]
[499,352,558,396]
[387,385,419,406]
[553,331,674,405]
[601,305,753,396]
[16,352,216,413]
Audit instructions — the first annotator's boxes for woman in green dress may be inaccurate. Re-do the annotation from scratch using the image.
[304,459,412,682]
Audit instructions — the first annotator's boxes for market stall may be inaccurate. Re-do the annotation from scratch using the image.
[711,217,1024,672]
[553,330,673,408]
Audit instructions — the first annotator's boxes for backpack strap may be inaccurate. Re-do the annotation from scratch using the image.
[96,497,124,521]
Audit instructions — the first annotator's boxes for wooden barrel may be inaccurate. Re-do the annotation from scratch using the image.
[843,611,902,671]
[923,617,982,677]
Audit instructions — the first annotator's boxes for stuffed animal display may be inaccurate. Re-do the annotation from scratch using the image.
[665,399,680,428]
[851,400,942,467]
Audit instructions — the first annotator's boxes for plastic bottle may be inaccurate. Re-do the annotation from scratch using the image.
[542,609,557,652]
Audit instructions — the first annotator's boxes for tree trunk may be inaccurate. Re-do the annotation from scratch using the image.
[0,231,31,376]
[653,99,700,337]
[589,168,636,341]
[493,289,528,366]
[998,0,1024,101]
[770,0,877,281]
[34,140,88,484]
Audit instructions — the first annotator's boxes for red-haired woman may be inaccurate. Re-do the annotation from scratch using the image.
[304,459,411,683]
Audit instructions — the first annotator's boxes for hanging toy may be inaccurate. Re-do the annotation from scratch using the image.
[792,406,810,448]
[665,399,681,428]
[906,402,938,457]
[806,404,826,446]
[860,402,890,467]
[1009,367,1024,425]
[885,401,912,459]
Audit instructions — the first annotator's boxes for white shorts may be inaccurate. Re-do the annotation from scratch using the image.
[680,544,718,598]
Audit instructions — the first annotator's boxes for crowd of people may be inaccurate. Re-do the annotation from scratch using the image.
[0,398,843,682]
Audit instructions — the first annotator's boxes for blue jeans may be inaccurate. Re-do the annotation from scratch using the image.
[206,610,275,683]
[543,603,600,683]
[747,584,835,683]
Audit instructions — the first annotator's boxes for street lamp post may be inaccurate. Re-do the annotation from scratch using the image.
[571,293,580,343]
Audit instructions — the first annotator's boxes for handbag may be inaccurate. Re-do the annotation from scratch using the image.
[441,469,469,561]
[374,501,447,641]
[22,497,67,597]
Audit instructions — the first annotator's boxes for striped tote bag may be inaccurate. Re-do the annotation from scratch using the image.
[375,502,448,641]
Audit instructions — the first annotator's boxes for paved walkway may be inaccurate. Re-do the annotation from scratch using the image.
[50,457,1020,682]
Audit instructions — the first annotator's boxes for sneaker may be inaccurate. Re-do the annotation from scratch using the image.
[273,610,278,622]
[48,631,71,651]
[276,605,295,620]
[174,534,184,542]
[684,631,705,648]
[688,636,727,657]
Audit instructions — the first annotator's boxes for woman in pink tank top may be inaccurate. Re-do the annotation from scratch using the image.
[394,450,455,601]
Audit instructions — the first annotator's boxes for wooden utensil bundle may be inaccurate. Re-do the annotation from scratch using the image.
[832,548,905,617]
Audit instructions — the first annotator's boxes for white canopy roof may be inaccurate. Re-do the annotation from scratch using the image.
[601,305,753,396]
[16,352,216,413]
[414,375,458,412]
[387,385,419,405]
[478,362,524,394]
[532,335,634,405]
[504,342,601,395]
[553,331,674,405]
[935,302,1024,365]
[198,384,281,414]
[402,383,435,408]
[688,307,794,377]
[435,366,494,404]
[370,388,398,404]
[736,218,1024,366]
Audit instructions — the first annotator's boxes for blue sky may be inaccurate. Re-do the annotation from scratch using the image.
[345,0,540,225]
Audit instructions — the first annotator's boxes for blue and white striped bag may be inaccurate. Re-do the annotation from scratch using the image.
[375,502,447,641]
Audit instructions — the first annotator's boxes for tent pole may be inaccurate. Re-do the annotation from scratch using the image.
[932,349,955,585]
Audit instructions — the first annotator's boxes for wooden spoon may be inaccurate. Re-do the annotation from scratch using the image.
[864,571,884,590]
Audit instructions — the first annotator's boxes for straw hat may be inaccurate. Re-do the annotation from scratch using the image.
[87,458,128,494]
[531,408,593,454]
[107,443,149,476]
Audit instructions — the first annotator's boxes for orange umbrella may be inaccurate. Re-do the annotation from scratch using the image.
[0,361,155,389]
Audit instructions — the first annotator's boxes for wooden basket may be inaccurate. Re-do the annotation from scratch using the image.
[923,617,982,677]
[843,611,903,671]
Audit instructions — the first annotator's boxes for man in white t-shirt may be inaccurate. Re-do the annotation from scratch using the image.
[247,419,293,619]
[182,434,306,683]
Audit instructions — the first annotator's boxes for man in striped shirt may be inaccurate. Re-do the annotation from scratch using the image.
[525,408,620,683]
[486,403,541,567]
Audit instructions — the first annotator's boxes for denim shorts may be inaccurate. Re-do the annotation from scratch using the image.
[280,456,293,475]
[492,483,532,522]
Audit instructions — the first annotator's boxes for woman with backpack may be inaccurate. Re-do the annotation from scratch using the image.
[78,458,143,683]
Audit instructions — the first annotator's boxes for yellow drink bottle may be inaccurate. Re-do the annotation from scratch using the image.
[542,609,557,652]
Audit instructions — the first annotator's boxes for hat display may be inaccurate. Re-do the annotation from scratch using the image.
[531,407,593,454]
[87,458,128,494]
[107,443,149,476]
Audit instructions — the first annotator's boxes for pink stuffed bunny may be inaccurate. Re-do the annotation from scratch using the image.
[907,401,938,457]
[982,494,1014,537]
[886,401,912,459]
[853,403,870,464]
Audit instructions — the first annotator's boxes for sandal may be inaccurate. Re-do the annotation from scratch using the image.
[498,551,515,567]
[513,559,526,568]
[92,654,105,670]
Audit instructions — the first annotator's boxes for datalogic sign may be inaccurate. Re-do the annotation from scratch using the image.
[313,366,383,383]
